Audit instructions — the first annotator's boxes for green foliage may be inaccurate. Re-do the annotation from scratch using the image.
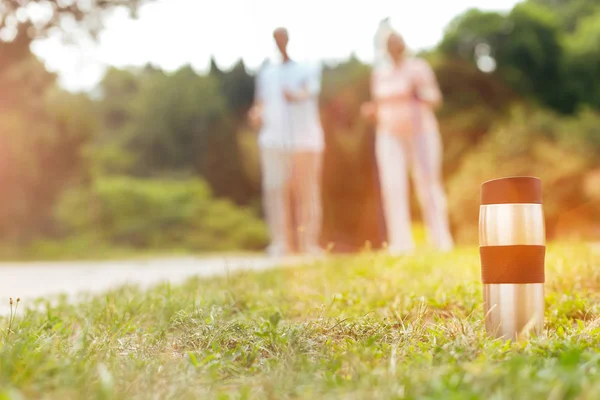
[432,57,518,175]
[439,3,571,112]
[210,59,255,118]
[124,67,227,173]
[530,0,600,33]
[55,177,268,251]
[563,8,600,109]
[95,67,144,141]
[439,9,509,60]
[0,54,95,243]
[96,64,256,204]
[504,3,567,111]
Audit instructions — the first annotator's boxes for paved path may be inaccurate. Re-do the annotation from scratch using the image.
[0,255,312,314]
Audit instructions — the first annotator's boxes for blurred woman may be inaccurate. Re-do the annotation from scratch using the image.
[362,31,454,254]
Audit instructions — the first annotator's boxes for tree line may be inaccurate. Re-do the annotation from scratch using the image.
[1,0,599,256]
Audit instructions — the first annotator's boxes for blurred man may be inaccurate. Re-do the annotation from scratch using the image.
[248,27,324,256]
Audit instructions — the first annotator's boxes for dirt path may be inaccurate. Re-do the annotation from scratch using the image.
[0,255,311,313]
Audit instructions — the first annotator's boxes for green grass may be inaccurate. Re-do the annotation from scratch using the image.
[1,244,600,399]
[0,240,257,263]
[0,224,429,263]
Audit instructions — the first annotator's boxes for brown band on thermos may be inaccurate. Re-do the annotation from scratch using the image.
[481,176,542,205]
[480,245,545,284]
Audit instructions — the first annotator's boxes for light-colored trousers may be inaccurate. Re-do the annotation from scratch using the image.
[260,148,323,255]
[375,131,454,253]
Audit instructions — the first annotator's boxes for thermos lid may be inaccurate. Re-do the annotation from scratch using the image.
[481,176,542,205]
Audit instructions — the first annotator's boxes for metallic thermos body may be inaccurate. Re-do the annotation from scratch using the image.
[480,177,546,340]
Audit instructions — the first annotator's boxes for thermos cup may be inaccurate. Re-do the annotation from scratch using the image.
[479,177,546,340]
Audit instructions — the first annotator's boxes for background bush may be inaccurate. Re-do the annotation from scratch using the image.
[55,177,268,252]
[448,106,600,243]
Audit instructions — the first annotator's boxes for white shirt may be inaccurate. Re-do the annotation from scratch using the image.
[255,61,324,151]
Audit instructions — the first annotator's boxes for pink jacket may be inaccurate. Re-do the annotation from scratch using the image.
[371,57,441,137]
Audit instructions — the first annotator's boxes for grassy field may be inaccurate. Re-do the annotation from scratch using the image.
[1,244,599,399]
[0,242,257,263]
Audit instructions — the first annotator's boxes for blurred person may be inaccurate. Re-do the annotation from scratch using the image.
[248,27,324,257]
[361,30,454,254]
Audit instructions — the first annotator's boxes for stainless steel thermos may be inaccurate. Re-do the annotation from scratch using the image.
[479,177,546,340]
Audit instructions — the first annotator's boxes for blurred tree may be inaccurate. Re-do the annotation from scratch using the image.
[319,57,386,251]
[563,9,600,109]
[95,64,255,204]
[447,105,600,242]
[208,60,257,203]
[210,58,261,202]
[0,54,96,242]
[439,9,507,61]
[439,3,573,113]
[0,0,153,246]
[506,3,573,112]
[529,0,600,32]
[0,0,150,43]
[96,67,140,135]
[431,56,518,176]
[125,66,226,173]
[217,59,255,120]
[208,56,223,77]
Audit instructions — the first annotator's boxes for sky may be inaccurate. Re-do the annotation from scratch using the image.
[30,0,522,92]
